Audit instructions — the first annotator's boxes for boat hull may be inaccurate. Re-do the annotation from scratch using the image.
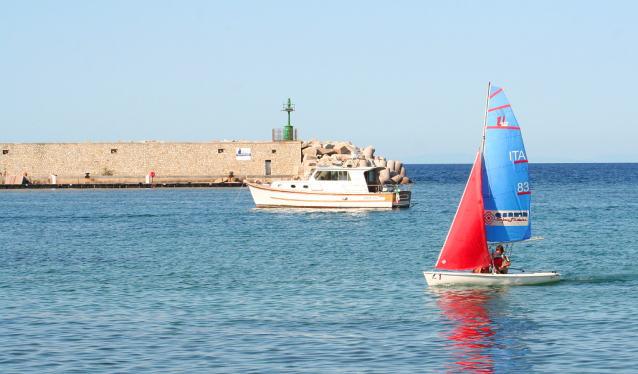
[423,271,560,286]
[247,183,411,208]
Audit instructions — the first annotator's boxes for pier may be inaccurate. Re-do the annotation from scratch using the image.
[0,182,245,189]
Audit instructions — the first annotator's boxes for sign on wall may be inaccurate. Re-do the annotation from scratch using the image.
[236,148,252,161]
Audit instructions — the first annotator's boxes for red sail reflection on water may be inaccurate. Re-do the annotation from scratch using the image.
[434,289,497,373]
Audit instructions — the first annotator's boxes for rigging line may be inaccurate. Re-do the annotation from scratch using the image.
[481,82,491,154]
[480,82,493,198]
[489,242,495,273]
[233,180,245,206]
[508,243,515,260]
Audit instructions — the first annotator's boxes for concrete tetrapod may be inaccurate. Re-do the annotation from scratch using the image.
[363,146,375,159]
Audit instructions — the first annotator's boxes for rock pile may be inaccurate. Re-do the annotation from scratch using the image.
[301,139,411,184]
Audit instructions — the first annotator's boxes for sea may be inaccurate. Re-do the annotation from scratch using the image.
[1,163,637,373]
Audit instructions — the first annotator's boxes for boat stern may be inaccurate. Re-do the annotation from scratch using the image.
[393,190,412,208]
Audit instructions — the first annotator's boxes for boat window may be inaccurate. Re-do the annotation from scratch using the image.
[315,170,350,181]
[495,213,501,218]
[303,185,308,188]
[522,212,528,217]
[291,184,296,188]
[514,212,522,217]
[508,213,514,217]
[277,184,282,188]
[363,170,380,192]
[315,171,329,180]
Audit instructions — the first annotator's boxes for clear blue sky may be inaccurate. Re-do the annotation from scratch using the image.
[1,1,637,163]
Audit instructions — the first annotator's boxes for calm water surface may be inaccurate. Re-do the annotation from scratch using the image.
[1,163,637,373]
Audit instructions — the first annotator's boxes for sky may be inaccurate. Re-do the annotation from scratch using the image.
[1,0,637,163]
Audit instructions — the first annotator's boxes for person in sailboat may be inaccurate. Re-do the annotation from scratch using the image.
[473,266,490,274]
[491,245,511,274]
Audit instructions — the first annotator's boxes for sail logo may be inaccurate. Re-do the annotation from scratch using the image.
[484,210,529,226]
[497,116,509,126]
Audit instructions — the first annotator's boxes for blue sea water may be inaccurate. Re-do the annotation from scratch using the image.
[1,163,637,373]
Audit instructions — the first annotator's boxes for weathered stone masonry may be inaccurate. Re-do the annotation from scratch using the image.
[0,141,302,183]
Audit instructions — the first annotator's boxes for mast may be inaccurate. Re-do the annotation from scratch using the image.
[481,83,492,271]
[481,82,491,154]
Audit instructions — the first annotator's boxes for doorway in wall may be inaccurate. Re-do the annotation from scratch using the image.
[265,160,271,175]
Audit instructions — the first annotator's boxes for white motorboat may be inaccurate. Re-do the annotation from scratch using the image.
[423,84,560,286]
[246,166,411,208]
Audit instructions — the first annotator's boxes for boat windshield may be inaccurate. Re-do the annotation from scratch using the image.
[314,170,351,181]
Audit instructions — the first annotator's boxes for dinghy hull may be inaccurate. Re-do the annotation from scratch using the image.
[423,271,560,286]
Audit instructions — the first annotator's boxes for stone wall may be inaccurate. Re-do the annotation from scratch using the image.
[0,141,302,182]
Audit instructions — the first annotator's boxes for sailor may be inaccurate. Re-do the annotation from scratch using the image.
[473,266,490,274]
[491,245,511,274]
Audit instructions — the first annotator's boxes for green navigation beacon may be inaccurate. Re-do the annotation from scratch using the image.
[282,98,295,140]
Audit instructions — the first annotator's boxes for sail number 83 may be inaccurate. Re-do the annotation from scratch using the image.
[517,182,529,193]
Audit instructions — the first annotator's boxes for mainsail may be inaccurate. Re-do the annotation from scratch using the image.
[435,151,491,271]
[482,86,532,242]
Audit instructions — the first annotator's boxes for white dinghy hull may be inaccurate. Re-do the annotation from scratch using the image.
[423,271,560,287]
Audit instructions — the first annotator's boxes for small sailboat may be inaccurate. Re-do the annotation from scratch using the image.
[423,84,560,286]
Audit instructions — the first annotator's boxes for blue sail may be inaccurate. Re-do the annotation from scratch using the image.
[482,86,532,242]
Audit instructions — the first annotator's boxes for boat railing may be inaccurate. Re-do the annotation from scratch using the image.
[248,180,413,192]
[366,183,413,192]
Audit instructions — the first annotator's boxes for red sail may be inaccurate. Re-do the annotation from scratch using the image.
[435,151,490,271]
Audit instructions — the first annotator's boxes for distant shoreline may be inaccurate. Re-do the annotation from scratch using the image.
[0,182,244,190]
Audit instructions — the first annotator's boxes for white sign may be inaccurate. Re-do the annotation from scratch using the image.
[236,148,252,161]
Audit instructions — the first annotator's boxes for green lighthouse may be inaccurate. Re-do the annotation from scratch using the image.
[282,98,295,141]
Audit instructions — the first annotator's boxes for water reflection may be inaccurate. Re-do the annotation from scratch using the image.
[429,288,534,373]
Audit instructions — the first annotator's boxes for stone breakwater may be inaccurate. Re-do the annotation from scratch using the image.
[0,139,411,186]
[0,141,302,185]
[300,139,411,184]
